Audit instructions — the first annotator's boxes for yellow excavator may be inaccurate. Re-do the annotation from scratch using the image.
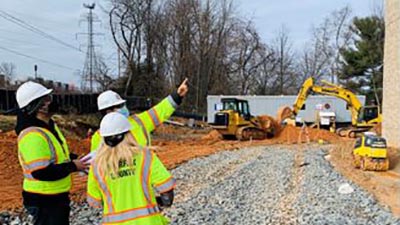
[291,77,382,138]
[210,98,276,140]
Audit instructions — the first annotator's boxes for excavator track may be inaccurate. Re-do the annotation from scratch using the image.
[235,126,267,141]
[336,127,372,138]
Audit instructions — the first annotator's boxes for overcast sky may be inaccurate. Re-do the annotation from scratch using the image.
[0,0,381,88]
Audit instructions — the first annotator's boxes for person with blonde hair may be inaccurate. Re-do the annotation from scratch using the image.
[87,112,176,225]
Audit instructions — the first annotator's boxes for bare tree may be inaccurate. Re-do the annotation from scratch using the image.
[253,48,278,95]
[315,6,353,83]
[105,0,271,112]
[226,21,269,94]
[272,25,296,95]
[298,24,331,83]
[109,0,152,96]
[0,62,16,83]
[94,57,114,91]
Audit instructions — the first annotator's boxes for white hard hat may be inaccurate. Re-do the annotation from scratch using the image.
[16,81,53,108]
[99,112,132,137]
[97,90,126,110]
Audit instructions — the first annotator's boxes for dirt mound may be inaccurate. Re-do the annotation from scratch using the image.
[256,115,281,133]
[0,131,17,140]
[272,125,340,144]
[201,130,222,140]
[0,133,90,210]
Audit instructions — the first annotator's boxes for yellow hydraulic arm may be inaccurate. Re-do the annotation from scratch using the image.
[293,77,364,126]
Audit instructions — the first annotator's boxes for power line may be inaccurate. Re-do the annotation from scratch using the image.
[0,36,43,47]
[0,45,76,71]
[0,10,83,53]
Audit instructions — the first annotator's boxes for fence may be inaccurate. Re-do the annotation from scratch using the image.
[0,89,100,114]
[0,89,206,120]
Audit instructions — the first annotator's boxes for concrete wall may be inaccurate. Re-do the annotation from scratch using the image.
[383,0,400,147]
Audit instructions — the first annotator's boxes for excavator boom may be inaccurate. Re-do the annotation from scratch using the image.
[291,77,381,137]
[293,77,365,126]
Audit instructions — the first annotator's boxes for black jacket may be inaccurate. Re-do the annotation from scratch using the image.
[15,112,78,206]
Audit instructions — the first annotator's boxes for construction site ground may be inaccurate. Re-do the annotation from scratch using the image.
[0,115,399,221]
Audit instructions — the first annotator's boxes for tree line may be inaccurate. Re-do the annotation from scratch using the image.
[2,0,385,114]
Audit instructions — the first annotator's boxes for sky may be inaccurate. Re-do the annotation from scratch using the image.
[0,0,381,88]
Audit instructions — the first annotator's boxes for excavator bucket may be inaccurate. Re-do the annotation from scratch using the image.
[277,106,294,124]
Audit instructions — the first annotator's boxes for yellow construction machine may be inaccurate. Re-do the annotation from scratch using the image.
[353,133,389,171]
[291,77,382,137]
[210,98,276,140]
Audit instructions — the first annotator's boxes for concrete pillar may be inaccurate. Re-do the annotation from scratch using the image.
[383,0,400,147]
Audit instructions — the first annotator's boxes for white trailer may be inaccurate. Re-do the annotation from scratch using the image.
[207,95,366,124]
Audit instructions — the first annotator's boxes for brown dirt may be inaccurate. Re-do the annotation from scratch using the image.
[0,119,398,219]
[0,115,17,133]
[372,123,382,136]
[256,115,281,133]
[0,132,91,210]
[270,125,341,144]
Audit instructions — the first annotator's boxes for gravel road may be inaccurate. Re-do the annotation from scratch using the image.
[164,145,399,225]
[1,145,399,225]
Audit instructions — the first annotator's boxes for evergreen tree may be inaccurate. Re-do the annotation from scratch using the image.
[339,16,384,105]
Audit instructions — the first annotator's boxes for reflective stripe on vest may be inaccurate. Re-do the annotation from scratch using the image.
[18,127,57,179]
[142,149,152,203]
[131,115,150,146]
[87,193,102,208]
[93,164,115,213]
[94,149,158,223]
[154,177,176,193]
[147,108,161,127]
[103,205,159,224]
[167,95,178,109]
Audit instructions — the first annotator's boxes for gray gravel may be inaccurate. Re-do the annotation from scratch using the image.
[164,145,400,225]
[2,145,399,225]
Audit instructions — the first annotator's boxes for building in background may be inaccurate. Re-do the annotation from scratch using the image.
[207,95,366,125]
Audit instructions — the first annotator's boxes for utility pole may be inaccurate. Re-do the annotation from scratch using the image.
[34,64,38,80]
[77,3,102,93]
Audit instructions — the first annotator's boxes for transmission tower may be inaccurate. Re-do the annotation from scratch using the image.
[78,3,102,92]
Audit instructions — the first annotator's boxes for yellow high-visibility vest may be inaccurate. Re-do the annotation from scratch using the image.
[18,125,72,194]
[90,95,178,152]
[87,149,176,225]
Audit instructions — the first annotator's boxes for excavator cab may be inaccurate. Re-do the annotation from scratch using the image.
[357,106,380,125]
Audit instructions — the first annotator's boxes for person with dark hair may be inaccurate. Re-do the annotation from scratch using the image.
[15,81,89,225]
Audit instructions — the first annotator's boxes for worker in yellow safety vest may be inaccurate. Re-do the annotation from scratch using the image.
[87,112,176,224]
[88,78,189,154]
[15,81,89,225]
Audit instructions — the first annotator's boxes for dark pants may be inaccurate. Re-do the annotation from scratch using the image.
[25,204,70,225]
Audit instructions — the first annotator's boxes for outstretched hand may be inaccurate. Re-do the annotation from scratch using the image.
[177,78,189,97]
[73,159,90,171]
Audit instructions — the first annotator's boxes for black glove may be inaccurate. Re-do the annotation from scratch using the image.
[156,190,174,208]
